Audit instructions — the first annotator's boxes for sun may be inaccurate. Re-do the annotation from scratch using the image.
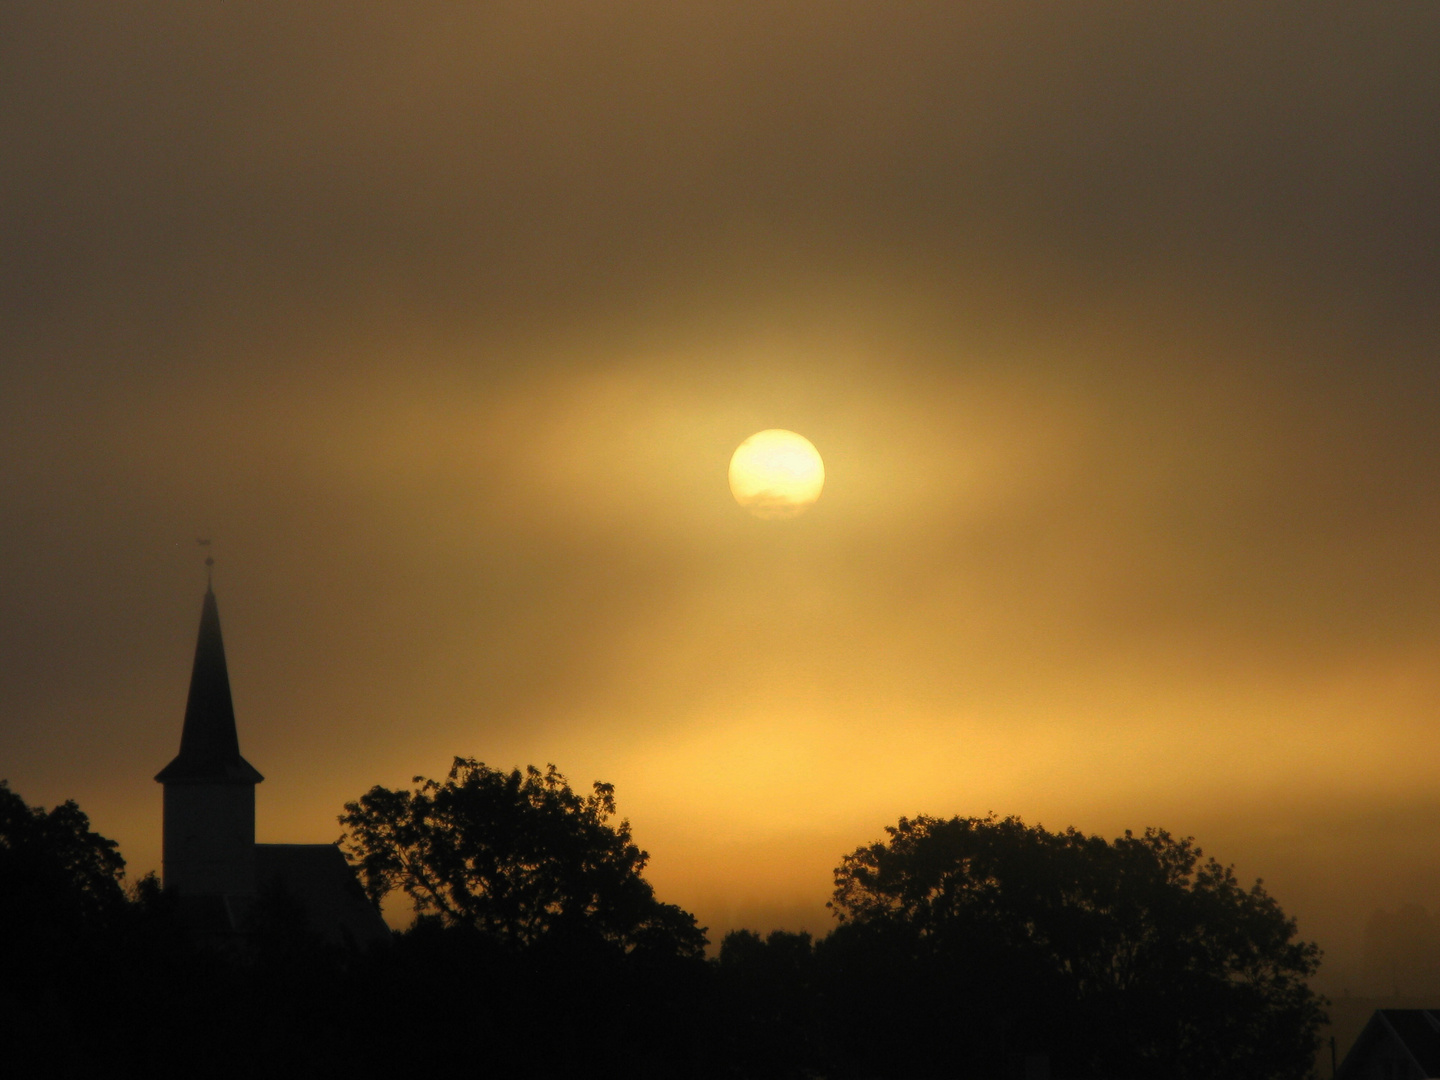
[728,429,825,519]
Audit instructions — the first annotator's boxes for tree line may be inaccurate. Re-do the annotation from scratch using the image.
[1,763,1325,1079]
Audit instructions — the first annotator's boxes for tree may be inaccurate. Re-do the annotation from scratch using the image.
[716,929,821,1080]
[0,779,127,947]
[823,814,1325,1080]
[0,781,137,1069]
[339,758,707,959]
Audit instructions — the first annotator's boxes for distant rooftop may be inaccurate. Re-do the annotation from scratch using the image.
[1337,1009,1440,1080]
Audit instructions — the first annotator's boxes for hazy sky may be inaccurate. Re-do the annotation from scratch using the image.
[3,3,1438,983]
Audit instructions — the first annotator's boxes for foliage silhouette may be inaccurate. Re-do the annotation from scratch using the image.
[822,813,1326,1080]
[0,778,721,1079]
[716,929,821,1079]
[0,778,127,938]
[339,757,707,959]
[0,776,1332,1079]
[0,782,146,1073]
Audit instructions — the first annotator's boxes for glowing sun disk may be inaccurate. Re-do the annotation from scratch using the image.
[729,429,825,519]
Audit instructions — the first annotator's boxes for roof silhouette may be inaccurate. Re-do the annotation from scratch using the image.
[256,844,391,948]
[154,585,264,785]
[1337,1009,1440,1079]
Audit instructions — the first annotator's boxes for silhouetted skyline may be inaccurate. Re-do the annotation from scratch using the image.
[3,4,1439,986]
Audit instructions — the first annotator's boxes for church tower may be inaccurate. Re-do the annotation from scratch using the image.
[154,583,264,900]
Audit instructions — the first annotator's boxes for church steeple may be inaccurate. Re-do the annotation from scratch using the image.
[155,581,262,900]
[155,584,263,785]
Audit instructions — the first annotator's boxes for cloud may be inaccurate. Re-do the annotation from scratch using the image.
[3,5,1438,969]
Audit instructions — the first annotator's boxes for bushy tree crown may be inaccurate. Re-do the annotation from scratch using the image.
[340,758,705,958]
[826,813,1324,1079]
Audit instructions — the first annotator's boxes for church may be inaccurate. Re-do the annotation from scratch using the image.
[154,579,390,949]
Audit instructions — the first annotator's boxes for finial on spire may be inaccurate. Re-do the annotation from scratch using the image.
[198,538,213,587]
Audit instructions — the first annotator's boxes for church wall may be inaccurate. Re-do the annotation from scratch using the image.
[162,782,256,898]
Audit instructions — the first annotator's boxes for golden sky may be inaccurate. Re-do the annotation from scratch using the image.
[3,3,1439,985]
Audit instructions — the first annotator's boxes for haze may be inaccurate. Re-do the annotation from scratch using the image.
[3,3,1438,990]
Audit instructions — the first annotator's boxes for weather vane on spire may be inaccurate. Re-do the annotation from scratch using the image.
[198,538,214,585]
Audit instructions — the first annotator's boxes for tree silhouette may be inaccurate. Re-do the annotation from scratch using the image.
[716,929,821,1079]
[0,779,126,920]
[339,758,706,959]
[0,779,128,970]
[0,782,148,1071]
[823,814,1325,1080]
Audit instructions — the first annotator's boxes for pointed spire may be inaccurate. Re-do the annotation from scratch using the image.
[155,584,264,785]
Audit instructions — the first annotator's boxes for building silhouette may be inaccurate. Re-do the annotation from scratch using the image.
[155,581,388,948]
[1336,1009,1440,1079]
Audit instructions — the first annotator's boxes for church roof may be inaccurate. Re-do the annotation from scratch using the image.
[155,585,264,785]
[256,844,392,949]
